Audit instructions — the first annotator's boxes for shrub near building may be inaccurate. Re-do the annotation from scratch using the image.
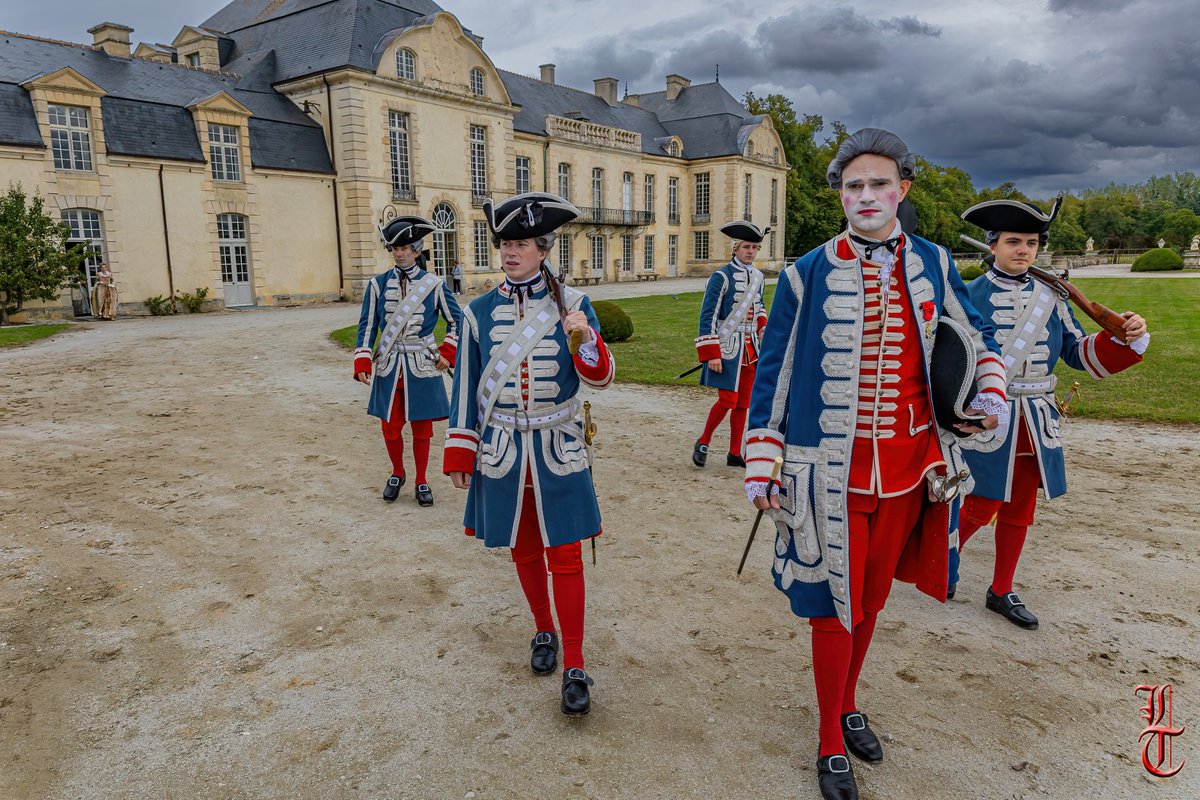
[1131,248,1184,272]
[591,301,633,342]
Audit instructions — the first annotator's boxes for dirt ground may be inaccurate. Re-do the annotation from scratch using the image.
[2,305,1197,800]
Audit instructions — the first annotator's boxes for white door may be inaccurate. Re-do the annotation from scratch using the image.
[218,214,254,307]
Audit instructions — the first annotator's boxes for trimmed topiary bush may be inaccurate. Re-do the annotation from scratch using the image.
[592,300,633,342]
[1131,248,1183,272]
[958,262,986,281]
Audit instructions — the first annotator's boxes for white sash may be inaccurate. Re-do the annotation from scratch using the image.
[1000,279,1057,383]
[374,272,439,369]
[475,296,561,432]
[716,267,763,358]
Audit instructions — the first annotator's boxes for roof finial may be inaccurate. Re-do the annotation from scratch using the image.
[715,63,720,83]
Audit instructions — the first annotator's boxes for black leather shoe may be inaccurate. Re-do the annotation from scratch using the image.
[841,712,883,762]
[692,440,708,467]
[415,483,434,507]
[946,581,957,600]
[726,453,746,468]
[816,753,858,800]
[986,588,1039,629]
[382,474,405,501]
[530,631,558,675]
[561,668,594,716]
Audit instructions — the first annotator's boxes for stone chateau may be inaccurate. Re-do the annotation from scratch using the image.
[0,0,788,318]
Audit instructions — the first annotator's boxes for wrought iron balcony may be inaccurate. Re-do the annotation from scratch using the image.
[392,187,417,202]
[471,194,489,208]
[693,213,711,225]
[574,207,654,226]
[668,213,680,225]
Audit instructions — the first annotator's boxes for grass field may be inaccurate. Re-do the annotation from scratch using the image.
[330,277,1197,424]
[0,323,70,347]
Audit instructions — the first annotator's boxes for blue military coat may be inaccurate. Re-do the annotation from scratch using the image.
[695,260,767,393]
[745,233,1004,631]
[444,277,614,548]
[355,264,461,422]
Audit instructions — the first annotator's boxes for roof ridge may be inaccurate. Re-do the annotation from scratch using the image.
[499,67,658,117]
[0,29,97,51]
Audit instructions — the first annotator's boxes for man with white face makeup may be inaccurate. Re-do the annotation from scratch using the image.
[743,129,1008,800]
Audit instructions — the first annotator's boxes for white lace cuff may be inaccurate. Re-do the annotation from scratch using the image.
[970,393,1010,426]
[745,480,780,503]
[577,338,600,367]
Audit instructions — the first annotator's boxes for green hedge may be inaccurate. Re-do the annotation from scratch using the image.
[958,263,986,281]
[592,300,633,342]
[1131,248,1184,272]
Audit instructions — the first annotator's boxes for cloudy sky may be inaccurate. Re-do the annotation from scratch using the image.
[10,0,1197,196]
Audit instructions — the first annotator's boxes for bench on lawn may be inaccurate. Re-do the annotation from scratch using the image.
[634,272,660,281]
[572,276,602,286]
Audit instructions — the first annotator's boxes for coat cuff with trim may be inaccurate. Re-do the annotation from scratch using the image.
[744,429,784,485]
[696,334,722,362]
[443,428,479,474]
[354,348,373,377]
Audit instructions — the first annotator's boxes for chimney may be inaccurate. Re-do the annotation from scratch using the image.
[88,22,134,59]
[539,63,556,84]
[593,77,618,106]
[665,73,691,101]
[623,93,640,108]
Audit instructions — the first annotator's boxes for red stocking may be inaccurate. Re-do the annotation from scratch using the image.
[410,419,433,485]
[841,612,878,715]
[991,522,1029,595]
[699,401,730,445]
[548,541,585,671]
[512,489,554,632]
[729,408,748,456]
[811,618,854,757]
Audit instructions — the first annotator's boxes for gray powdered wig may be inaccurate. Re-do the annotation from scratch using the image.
[826,128,917,189]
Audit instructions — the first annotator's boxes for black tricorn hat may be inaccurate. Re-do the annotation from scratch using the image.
[930,317,983,437]
[484,192,579,243]
[719,219,770,243]
[961,197,1063,235]
[379,215,437,247]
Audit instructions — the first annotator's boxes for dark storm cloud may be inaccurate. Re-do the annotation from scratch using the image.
[756,7,940,75]
[1047,0,1139,14]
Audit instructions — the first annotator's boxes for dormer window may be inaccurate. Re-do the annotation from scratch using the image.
[49,104,93,171]
[187,53,201,68]
[470,67,485,96]
[208,124,241,182]
[396,49,416,80]
[667,139,680,157]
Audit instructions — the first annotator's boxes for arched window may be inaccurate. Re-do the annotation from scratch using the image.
[396,49,416,80]
[667,139,680,158]
[470,68,485,96]
[430,202,458,279]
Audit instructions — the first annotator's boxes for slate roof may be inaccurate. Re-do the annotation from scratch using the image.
[204,0,451,85]
[0,29,332,173]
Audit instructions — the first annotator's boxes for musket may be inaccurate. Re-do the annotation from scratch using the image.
[959,235,1130,342]
[550,262,584,355]
[737,456,784,576]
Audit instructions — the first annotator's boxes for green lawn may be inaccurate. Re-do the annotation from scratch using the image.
[330,278,1198,424]
[0,323,70,347]
[331,320,447,350]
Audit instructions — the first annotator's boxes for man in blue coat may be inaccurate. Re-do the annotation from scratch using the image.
[355,215,461,506]
[444,192,614,716]
[746,129,1008,800]
[692,220,770,468]
[953,199,1149,628]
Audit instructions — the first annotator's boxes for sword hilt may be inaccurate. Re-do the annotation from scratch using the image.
[569,328,583,355]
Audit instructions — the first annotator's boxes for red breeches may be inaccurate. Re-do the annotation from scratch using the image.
[960,454,1042,595]
[699,362,755,454]
[809,485,925,757]
[380,388,433,483]
[510,487,586,670]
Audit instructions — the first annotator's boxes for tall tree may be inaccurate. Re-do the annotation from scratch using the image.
[0,184,89,325]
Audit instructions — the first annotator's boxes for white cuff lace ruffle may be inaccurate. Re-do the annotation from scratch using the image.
[577,338,600,367]
[745,480,781,503]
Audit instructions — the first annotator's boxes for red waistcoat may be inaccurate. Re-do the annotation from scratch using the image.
[840,235,945,496]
